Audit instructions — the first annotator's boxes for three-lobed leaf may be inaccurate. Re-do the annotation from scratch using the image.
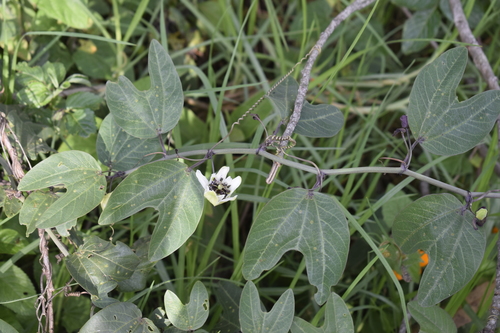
[402,9,440,54]
[19,191,60,235]
[164,281,209,331]
[18,151,106,228]
[392,193,486,306]
[213,281,243,333]
[106,40,183,139]
[242,188,349,305]
[0,264,37,316]
[79,302,159,333]
[407,47,500,156]
[98,160,204,261]
[66,235,140,299]
[96,114,161,171]
[290,293,353,333]
[266,77,343,138]
[239,281,294,333]
[408,300,456,333]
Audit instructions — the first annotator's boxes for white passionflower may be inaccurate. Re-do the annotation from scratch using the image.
[195,166,242,206]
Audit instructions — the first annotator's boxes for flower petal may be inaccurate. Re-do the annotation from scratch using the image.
[204,191,221,206]
[220,195,238,204]
[229,176,242,192]
[215,166,230,181]
[195,170,209,190]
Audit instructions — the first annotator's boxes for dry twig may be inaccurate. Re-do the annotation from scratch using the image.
[265,0,377,183]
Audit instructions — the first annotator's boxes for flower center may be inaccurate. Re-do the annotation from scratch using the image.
[209,178,231,198]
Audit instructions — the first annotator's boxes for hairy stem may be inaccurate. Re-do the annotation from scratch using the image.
[123,146,500,201]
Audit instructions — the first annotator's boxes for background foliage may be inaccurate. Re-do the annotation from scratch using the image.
[1,0,500,332]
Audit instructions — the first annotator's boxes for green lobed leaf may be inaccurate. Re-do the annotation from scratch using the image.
[106,40,183,139]
[0,319,19,333]
[66,235,140,299]
[402,9,440,55]
[239,281,294,333]
[0,229,29,254]
[213,281,242,333]
[37,0,92,29]
[164,281,209,331]
[5,108,53,159]
[17,151,106,228]
[19,191,58,236]
[62,109,96,138]
[266,77,343,138]
[408,300,456,333]
[79,302,160,333]
[65,91,103,110]
[2,196,22,218]
[16,62,66,107]
[407,47,500,156]
[0,264,36,316]
[392,193,486,306]
[290,293,354,333]
[98,160,204,261]
[55,219,77,237]
[242,188,349,305]
[61,296,91,333]
[72,41,115,80]
[296,103,344,138]
[96,114,162,171]
[116,237,157,293]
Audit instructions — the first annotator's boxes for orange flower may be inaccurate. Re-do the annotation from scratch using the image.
[418,250,429,267]
[393,270,403,280]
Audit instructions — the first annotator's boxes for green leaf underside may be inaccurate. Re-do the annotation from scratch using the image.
[6,108,52,159]
[63,109,96,138]
[402,9,440,54]
[17,151,106,228]
[266,77,343,138]
[408,47,500,156]
[242,188,349,305]
[116,237,157,293]
[79,302,159,333]
[164,281,209,331]
[37,0,92,29]
[392,193,486,306]
[290,293,354,333]
[408,301,457,333]
[66,236,140,298]
[96,114,161,171]
[295,103,344,138]
[239,281,294,333]
[0,264,37,316]
[106,40,183,139]
[213,281,243,333]
[19,191,59,235]
[0,319,19,333]
[98,160,204,261]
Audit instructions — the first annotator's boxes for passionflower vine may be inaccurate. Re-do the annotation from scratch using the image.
[195,166,242,206]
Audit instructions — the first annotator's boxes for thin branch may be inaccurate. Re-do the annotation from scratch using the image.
[283,0,377,139]
[1,113,55,332]
[37,229,55,333]
[123,146,500,200]
[483,235,500,333]
[266,0,377,183]
[448,0,500,91]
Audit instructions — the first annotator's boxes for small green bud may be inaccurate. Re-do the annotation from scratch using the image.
[475,207,488,221]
